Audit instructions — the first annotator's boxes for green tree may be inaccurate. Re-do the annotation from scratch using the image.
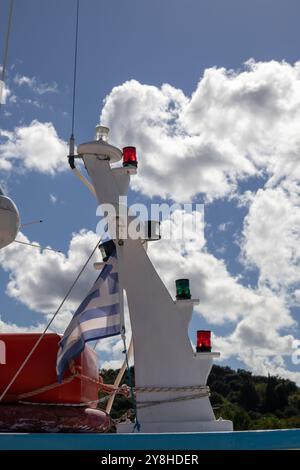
[238,379,259,411]
[262,375,278,412]
[275,383,288,410]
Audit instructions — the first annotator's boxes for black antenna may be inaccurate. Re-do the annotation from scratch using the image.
[68,0,80,168]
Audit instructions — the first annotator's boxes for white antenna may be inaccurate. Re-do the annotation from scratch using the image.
[14,239,62,253]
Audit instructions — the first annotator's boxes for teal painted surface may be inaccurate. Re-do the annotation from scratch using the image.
[0,429,300,450]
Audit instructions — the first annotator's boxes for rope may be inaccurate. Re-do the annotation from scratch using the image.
[17,375,77,400]
[121,328,140,432]
[17,380,128,408]
[18,397,110,408]
[137,391,210,410]
[136,385,210,393]
[0,237,101,403]
[2,371,209,415]
[0,0,14,110]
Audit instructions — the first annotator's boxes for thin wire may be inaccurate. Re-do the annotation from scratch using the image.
[20,219,43,228]
[14,239,62,253]
[71,0,80,138]
[0,237,101,403]
[0,0,14,110]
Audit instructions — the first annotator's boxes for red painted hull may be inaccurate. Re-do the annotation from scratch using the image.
[0,333,99,405]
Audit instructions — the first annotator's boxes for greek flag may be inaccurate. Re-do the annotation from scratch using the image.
[56,249,121,382]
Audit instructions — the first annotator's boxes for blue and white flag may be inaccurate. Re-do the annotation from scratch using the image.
[56,249,121,382]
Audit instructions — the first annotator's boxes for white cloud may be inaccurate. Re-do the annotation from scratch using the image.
[101,80,255,202]
[0,230,100,321]
[242,183,300,293]
[100,60,300,202]
[50,193,57,204]
[0,316,45,333]
[218,222,232,232]
[0,120,68,173]
[14,74,58,95]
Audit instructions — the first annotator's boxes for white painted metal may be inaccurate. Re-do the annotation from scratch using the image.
[81,139,233,433]
[0,195,20,249]
[112,167,131,195]
[78,140,122,163]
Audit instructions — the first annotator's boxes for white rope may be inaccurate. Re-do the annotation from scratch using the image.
[0,237,101,403]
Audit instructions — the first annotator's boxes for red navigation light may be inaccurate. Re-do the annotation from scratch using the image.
[123,146,138,167]
[196,330,211,353]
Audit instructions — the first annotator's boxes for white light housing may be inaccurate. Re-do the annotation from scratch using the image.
[95,125,109,142]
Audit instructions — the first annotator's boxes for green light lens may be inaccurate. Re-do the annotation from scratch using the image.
[175,279,191,300]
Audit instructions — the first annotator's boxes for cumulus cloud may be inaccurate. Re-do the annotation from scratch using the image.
[100,60,300,202]
[0,230,100,321]
[13,74,58,95]
[242,183,300,293]
[0,120,68,173]
[0,316,45,333]
[101,80,252,201]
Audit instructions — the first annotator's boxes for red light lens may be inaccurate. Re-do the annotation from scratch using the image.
[123,146,137,167]
[196,330,211,352]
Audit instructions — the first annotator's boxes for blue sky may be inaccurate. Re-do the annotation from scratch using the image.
[1,0,300,379]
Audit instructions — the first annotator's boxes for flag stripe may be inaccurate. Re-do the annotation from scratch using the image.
[60,311,120,349]
[57,314,120,362]
[60,302,120,348]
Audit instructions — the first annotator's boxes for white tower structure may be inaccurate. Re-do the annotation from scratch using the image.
[77,127,233,433]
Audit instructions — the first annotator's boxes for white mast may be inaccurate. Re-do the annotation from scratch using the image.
[77,127,233,433]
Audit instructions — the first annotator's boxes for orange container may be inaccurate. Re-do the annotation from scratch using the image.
[0,333,99,405]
